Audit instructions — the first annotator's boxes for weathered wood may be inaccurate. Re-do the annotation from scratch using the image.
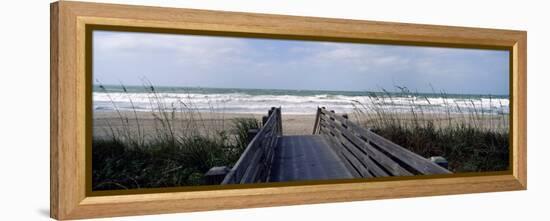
[364,130,451,174]
[240,144,266,183]
[320,109,423,175]
[321,120,372,177]
[323,120,390,177]
[205,166,230,185]
[319,108,413,177]
[319,111,410,176]
[269,135,354,182]
[319,123,361,178]
[312,107,321,134]
[317,108,451,176]
[339,139,373,178]
[222,107,282,184]
[262,119,280,181]
[327,115,392,177]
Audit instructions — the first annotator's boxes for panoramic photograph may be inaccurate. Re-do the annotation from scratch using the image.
[92,30,510,191]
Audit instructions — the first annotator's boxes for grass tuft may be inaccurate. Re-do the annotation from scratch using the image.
[351,87,509,172]
[92,82,259,190]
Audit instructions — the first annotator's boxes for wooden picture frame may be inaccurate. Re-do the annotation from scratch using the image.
[50,1,527,219]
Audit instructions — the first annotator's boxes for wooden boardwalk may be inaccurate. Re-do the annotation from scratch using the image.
[269,135,353,182]
[220,107,451,185]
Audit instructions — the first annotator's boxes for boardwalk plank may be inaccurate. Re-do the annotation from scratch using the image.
[269,135,354,182]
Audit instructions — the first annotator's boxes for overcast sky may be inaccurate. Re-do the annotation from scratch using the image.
[93,30,509,95]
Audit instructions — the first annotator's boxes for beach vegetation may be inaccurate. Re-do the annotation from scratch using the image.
[92,82,259,190]
[351,87,509,172]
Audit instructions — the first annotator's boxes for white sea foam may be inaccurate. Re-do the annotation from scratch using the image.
[93,91,510,115]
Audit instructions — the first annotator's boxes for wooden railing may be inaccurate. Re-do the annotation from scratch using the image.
[313,107,451,177]
[222,107,282,184]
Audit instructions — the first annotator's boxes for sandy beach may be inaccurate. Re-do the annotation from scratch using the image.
[94,110,508,140]
[93,111,317,139]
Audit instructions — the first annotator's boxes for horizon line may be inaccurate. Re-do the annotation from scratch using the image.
[93,83,510,97]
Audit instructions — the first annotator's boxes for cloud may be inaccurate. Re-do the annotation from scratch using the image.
[95,31,252,66]
[93,31,509,95]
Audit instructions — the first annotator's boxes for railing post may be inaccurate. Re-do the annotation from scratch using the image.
[278,107,282,135]
[429,156,449,169]
[205,166,230,185]
[313,107,321,134]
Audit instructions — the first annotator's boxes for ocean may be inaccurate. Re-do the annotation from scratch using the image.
[93,85,509,115]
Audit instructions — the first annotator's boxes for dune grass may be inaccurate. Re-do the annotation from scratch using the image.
[351,88,509,172]
[92,82,259,190]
